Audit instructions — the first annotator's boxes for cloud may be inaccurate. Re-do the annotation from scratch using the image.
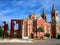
[0,0,60,23]
[0,16,11,22]
[0,9,12,16]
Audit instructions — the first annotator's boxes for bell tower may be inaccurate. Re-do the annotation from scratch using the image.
[41,8,47,22]
[51,4,59,38]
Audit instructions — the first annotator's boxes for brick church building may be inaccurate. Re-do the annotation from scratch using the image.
[8,4,60,39]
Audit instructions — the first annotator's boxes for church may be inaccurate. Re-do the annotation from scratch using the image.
[8,4,60,39]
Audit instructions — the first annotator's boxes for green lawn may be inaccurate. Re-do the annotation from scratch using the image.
[34,38,45,40]
[55,44,60,45]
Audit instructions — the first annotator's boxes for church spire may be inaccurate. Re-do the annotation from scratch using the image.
[42,8,46,15]
[41,8,47,22]
[52,4,56,11]
[51,4,58,38]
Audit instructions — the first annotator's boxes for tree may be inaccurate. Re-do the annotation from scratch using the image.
[38,27,44,32]
[45,33,50,37]
[0,26,3,38]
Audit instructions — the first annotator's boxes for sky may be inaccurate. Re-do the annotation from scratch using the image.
[0,0,60,26]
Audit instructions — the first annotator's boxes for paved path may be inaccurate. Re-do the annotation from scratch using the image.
[0,39,60,45]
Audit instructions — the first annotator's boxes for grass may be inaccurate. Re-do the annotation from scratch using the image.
[34,38,45,40]
[55,44,60,45]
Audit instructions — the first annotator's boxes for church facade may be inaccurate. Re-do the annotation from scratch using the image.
[9,5,60,39]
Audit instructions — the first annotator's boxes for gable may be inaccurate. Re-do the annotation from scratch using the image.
[37,17,45,28]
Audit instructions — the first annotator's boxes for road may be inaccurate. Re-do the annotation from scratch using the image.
[0,39,60,45]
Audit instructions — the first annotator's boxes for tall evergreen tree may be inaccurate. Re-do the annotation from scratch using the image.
[0,26,3,38]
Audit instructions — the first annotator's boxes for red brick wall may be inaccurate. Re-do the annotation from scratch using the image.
[37,18,45,29]
[51,25,56,38]
[33,32,44,38]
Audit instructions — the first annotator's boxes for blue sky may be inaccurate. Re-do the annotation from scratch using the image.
[0,0,60,26]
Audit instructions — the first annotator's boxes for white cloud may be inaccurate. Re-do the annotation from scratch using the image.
[0,16,11,22]
[0,0,60,22]
[0,9,12,16]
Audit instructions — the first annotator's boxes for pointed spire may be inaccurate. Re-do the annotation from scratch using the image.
[23,15,25,20]
[42,8,46,15]
[41,8,47,22]
[52,4,56,11]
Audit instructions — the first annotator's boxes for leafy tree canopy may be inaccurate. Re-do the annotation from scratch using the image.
[0,26,3,37]
[37,27,44,32]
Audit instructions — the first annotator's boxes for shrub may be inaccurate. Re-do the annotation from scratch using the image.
[45,33,50,37]
[38,27,44,32]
